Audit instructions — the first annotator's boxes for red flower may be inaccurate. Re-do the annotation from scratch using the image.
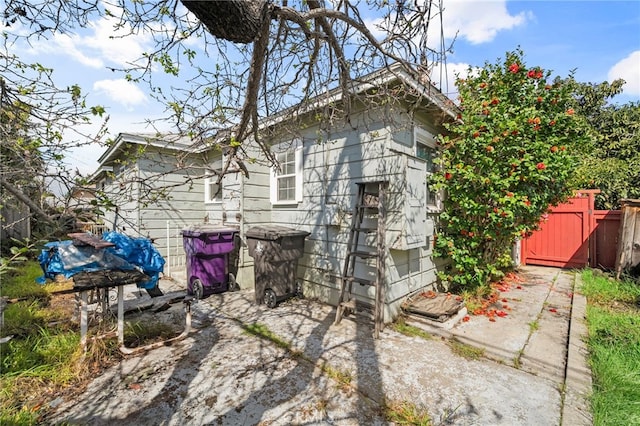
[537,96,543,103]
[508,63,520,73]
[445,172,452,180]
[549,120,556,126]
[486,145,494,152]
[506,191,514,197]
[462,315,470,322]
[473,132,480,138]
[550,146,558,153]
[536,162,546,170]
[527,70,536,78]
[524,200,531,206]
[479,82,487,89]
[491,98,500,105]
[567,108,575,115]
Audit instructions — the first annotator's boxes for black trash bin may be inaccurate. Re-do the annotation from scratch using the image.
[246,225,310,308]
[182,224,240,299]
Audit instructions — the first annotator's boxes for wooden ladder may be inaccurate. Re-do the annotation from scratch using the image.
[334,181,387,338]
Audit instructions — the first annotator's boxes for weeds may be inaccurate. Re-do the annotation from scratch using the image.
[448,339,485,360]
[241,322,292,350]
[124,320,177,348]
[461,284,493,314]
[383,400,432,425]
[581,269,640,426]
[0,261,123,424]
[513,349,524,369]
[529,319,539,332]
[391,317,432,340]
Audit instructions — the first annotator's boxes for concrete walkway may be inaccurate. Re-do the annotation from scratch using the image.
[48,266,592,425]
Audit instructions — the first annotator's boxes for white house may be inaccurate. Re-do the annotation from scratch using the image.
[198,64,458,321]
[90,132,208,260]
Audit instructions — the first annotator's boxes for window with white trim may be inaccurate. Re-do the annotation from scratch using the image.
[204,176,222,203]
[204,156,223,204]
[270,140,303,204]
[414,127,440,209]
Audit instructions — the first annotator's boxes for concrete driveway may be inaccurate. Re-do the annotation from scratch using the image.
[48,266,592,425]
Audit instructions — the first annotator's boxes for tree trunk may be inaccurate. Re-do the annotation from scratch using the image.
[0,176,56,225]
[181,0,269,44]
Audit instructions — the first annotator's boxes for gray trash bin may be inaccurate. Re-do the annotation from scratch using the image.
[246,225,310,308]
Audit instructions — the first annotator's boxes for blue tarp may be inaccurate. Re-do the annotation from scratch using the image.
[37,232,165,289]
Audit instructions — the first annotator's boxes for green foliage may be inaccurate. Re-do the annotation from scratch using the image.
[433,49,588,289]
[581,269,640,305]
[571,86,640,209]
[581,270,640,426]
[0,260,48,299]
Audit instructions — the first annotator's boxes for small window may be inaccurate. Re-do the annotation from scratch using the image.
[204,176,222,203]
[204,155,223,204]
[270,140,303,204]
[414,127,440,209]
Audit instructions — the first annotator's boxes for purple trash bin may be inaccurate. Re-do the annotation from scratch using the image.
[182,224,239,299]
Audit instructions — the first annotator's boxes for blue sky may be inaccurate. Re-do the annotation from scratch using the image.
[12,0,640,174]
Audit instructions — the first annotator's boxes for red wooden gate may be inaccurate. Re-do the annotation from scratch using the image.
[522,191,597,268]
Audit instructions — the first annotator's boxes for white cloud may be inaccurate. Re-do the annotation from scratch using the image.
[608,51,640,97]
[93,79,147,109]
[429,61,483,102]
[25,11,153,69]
[440,0,531,44]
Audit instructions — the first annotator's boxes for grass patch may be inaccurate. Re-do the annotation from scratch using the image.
[0,261,122,424]
[529,319,539,332]
[321,364,354,393]
[0,260,49,300]
[581,269,640,426]
[448,339,485,360]
[241,322,292,350]
[391,317,432,340]
[383,400,432,425]
[581,269,640,306]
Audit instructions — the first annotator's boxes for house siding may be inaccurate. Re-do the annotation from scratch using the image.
[95,144,206,265]
[204,105,447,322]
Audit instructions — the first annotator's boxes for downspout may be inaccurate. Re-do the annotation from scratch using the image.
[136,164,141,237]
[239,169,246,268]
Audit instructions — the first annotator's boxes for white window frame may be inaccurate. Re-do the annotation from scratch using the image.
[204,176,222,204]
[414,126,442,211]
[270,139,303,205]
[204,155,223,204]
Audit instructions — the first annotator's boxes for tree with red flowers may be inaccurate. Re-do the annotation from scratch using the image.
[433,49,589,289]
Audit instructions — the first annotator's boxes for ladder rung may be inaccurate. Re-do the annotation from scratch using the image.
[348,250,377,259]
[354,226,377,233]
[342,276,375,286]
